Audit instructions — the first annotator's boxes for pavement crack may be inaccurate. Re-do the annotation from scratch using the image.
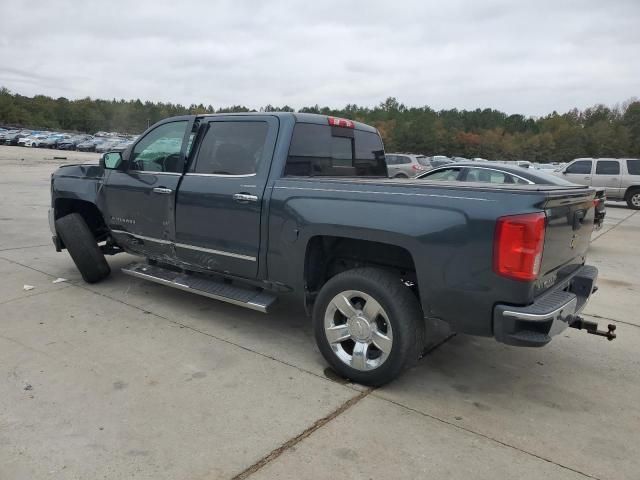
[370,395,602,480]
[0,284,72,306]
[230,388,372,480]
[0,243,50,252]
[0,254,364,391]
[583,313,640,329]
[592,210,638,243]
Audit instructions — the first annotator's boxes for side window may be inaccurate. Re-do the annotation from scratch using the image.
[595,160,620,175]
[385,155,397,165]
[463,168,509,183]
[566,160,592,174]
[130,121,188,172]
[193,121,268,175]
[627,159,640,175]
[422,168,461,181]
[399,156,412,164]
[286,123,386,177]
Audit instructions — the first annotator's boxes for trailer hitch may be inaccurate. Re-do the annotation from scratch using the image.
[568,315,617,341]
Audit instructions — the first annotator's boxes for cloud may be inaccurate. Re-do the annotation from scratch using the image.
[0,0,638,115]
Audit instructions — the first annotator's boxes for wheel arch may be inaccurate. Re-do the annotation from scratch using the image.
[54,198,109,243]
[302,234,419,312]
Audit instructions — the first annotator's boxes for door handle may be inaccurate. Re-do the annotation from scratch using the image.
[152,187,173,194]
[233,193,258,203]
[584,177,591,180]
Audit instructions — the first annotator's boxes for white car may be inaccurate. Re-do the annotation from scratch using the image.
[22,134,50,147]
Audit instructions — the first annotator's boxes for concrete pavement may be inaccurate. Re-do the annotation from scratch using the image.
[1,146,638,480]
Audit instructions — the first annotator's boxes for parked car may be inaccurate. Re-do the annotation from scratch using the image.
[555,158,640,209]
[57,135,92,150]
[0,129,19,143]
[95,139,125,153]
[3,131,30,145]
[77,137,105,152]
[534,163,558,171]
[385,153,429,178]
[450,156,469,163]
[416,162,607,229]
[39,134,70,149]
[22,133,50,147]
[48,113,611,386]
[424,155,454,168]
[110,140,134,152]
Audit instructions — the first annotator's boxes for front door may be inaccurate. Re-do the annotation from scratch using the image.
[175,115,278,278]
[101,118,192,259]
[562,159,593,186]
[591,159,623,198]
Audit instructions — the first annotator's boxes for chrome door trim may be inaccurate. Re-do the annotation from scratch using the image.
[110,229,256,261]
[128,170,183,176]
[174,242,256,261]
[185,173,257,178]
[111,229,173,245]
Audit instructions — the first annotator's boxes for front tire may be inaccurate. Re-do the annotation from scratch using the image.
[626,189,640,210]
[313,268,424,386]
[55,213,111,283]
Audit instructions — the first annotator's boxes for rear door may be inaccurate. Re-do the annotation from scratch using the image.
[174,115,278,278]
[562,159,593,185]
[591,159,622,198]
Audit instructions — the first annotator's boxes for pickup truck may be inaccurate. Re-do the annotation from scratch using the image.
[48,113,613,386]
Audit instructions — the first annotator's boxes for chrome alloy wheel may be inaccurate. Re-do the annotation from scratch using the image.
[631,193,640,208]
[324,290,393,371]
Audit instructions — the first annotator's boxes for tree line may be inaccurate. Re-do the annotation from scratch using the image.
[1,87,638,162]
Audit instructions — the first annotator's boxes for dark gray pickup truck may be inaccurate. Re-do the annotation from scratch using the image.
[49,113,613,385]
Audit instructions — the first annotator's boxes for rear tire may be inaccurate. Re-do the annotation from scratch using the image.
[55,213,111,283]
[626,189,640,210]
[313,267,424,387]
[394,173,409,179]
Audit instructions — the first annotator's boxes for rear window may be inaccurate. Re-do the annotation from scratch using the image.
[285,123,386,177]
[595,160,620,175]
[627,159,640,175]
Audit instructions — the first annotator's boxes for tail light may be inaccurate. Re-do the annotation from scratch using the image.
[412,164,425,171]
[494,212,546,281]
[328,117,354,128]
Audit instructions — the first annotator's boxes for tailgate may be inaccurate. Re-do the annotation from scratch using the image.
[537,189,596,293]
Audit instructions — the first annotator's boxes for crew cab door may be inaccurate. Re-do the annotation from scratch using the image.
[101,118,193,258]
[175,116,278,278]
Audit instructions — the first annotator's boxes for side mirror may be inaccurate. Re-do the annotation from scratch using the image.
[100,151,123,170]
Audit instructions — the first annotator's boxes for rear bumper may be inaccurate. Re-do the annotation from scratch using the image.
[493,265,598,347]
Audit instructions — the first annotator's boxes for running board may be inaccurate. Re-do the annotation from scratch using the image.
[121,262,277,313]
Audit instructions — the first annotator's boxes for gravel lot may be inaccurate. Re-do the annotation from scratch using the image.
[1,145,639,480]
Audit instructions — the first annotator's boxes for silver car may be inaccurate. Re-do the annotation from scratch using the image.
[556,158,640,209]
[385,153,429,178]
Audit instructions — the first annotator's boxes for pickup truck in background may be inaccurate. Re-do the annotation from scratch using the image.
[557,157,640,209]
[48,113,614,386]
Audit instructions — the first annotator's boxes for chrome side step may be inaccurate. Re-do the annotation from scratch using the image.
[122,262,277,313]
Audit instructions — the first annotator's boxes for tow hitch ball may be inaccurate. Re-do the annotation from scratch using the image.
[568,315,617,341]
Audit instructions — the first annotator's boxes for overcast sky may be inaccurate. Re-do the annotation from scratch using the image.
[0,0,638,116]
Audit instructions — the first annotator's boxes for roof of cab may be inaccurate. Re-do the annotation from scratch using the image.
[196,111,377,133]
